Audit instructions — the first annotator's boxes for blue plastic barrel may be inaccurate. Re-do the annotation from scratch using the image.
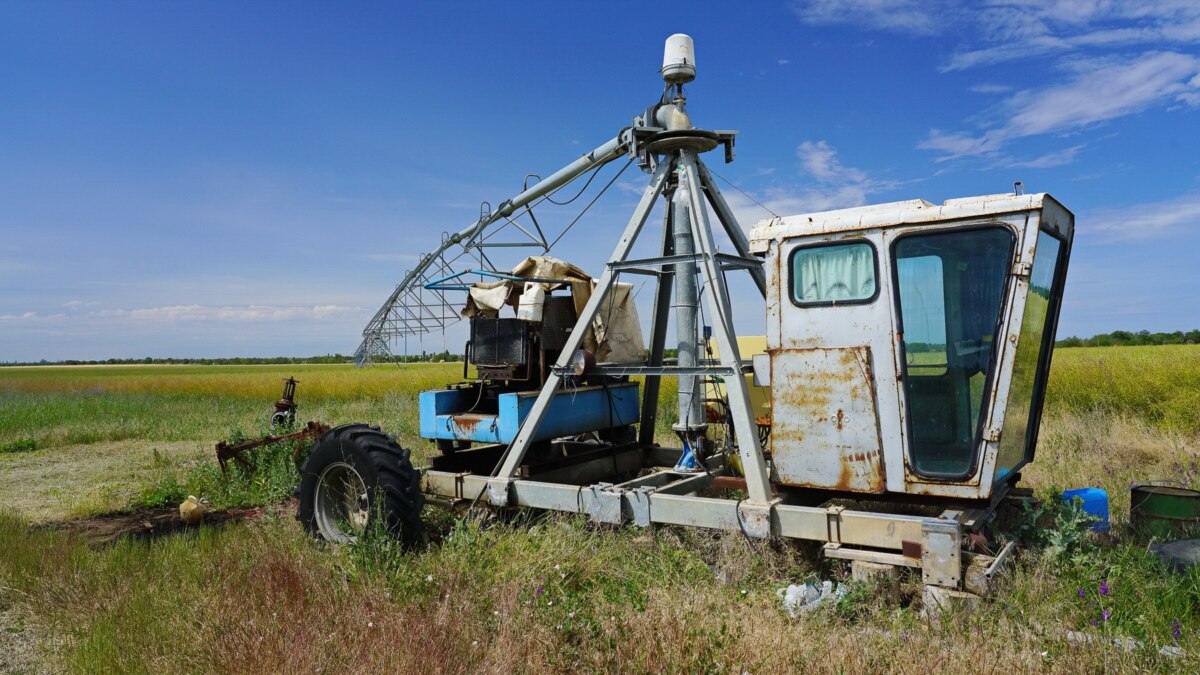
[1062,487,1109,532]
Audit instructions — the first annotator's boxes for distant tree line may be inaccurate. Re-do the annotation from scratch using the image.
[389,351,463,363]
[1056,330,1200,348]
[0,350,464,367]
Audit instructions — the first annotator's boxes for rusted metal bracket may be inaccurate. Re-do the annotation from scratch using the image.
[272,377,299,428]
[215,421,330,474]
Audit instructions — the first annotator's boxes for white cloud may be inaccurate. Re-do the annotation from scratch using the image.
[969,83,1013,94]
[725,141,895,225]
[918,129,1005,160]
[1005,144,1085,169]
[792,1,1200,72]
[0,311,66,322]
[95,304,361,323]
[793,4,1200,163]
[1179,73,1200,106]
[790,0,948,36]
[1008,52,1200,135]
[1086,192,1200,241]
[920,52,1200,160]
[948,3,1200,71]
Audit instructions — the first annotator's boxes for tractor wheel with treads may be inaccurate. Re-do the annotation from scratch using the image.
[297,424,425,547]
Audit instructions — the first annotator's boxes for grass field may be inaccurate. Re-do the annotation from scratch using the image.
[1,346,1199,672]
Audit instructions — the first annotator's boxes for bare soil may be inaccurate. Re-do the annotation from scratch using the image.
[44,504,271,545]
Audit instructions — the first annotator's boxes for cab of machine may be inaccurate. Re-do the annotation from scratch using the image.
[748,193,1073,501]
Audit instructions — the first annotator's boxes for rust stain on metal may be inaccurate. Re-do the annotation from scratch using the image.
[705,404,726,424]
[450,413,488,434]
[835,459,853,492]
[901,540,922,560]
[869,452,886,492]
[771,346,886,494]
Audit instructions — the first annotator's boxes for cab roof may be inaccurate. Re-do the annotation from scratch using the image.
[747,192,1071,254]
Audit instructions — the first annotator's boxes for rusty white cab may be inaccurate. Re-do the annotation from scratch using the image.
[749,192,1073,502]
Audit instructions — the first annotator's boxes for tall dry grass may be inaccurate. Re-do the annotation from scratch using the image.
[2,509,1196,673]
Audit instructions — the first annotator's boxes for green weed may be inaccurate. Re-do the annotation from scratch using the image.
[0,437,35,454]
[134,434,308,511]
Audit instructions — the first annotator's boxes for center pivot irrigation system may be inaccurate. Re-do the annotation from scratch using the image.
[305,35,1074,600]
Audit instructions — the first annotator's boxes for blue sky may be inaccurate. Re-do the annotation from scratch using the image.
[1,1,1198,361]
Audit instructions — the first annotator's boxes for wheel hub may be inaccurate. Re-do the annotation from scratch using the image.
[314,461,370,544]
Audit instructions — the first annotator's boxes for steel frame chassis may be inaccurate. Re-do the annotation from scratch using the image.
[417,139,992,590]
[422,459,993,590]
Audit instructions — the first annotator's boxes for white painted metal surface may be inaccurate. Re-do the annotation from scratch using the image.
[661,33,696,83]
[748,193,1066,253]
[753,193,1074,499]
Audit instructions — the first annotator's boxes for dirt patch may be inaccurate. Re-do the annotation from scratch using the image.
[45,504,270,546]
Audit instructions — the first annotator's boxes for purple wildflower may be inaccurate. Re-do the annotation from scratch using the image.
[535,586,544,596]
[1077,587,1086,599]
[1102,609,1111,622]
[1099,580,1110,596]
[1092,619,1100,628]
[1173,621,1183,640]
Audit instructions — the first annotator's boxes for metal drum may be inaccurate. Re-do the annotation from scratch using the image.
[1130,483,1200,539]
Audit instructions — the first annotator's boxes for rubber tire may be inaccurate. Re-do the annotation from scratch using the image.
[297,424,425,547]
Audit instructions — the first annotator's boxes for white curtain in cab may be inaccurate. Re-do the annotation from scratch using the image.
[793,243,875,303]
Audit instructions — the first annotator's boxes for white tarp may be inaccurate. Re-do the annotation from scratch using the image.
[461,255,645,362]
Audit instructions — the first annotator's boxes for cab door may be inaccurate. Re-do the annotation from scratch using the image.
[890,225,1016,482]
[768,236,895,493]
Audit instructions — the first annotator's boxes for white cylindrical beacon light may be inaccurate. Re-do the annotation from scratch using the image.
[661,33,696,84]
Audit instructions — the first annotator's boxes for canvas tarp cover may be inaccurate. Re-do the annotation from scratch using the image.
[462,255,644,362]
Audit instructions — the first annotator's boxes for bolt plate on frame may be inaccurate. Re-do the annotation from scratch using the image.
[583,484,625,525]
[921,518,962,588]
[737,499,781,539]
[487,478,513,507]
[630,487,654,528]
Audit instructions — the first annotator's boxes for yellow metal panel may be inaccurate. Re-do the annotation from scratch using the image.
[707,336,770,421]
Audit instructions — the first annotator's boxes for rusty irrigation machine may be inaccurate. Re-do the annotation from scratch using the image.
[299,35,1073,603]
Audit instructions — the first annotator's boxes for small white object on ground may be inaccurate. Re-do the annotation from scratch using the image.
[778,580,847,616]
